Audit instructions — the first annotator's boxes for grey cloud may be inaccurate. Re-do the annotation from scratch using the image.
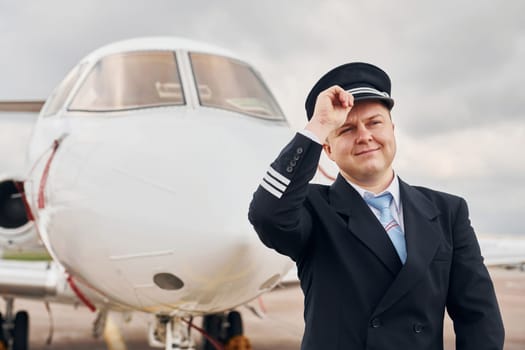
[398,173,524,235]
[1,0,524,234]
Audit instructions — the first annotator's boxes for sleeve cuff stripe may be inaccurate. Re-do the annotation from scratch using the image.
[262,178,285,194]
[264,173,287,191]
[260,180,283,198]
[268,166,290,185]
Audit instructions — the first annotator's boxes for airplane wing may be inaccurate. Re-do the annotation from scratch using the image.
[0,256,120,310]
[0,259,76,303]
[0,100,45,113]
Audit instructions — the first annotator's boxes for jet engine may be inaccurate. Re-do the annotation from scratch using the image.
[0,177,37,249]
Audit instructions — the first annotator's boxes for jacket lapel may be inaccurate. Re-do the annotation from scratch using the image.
[372,178,442,316]
[329,175,402,276]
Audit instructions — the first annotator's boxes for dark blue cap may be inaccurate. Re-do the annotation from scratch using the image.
[305,62,394,120]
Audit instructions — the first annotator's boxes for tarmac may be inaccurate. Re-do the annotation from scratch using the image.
[10,267,525,349]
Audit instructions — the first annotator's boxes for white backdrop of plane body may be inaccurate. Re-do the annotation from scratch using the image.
[0,37,295,350]
[0,37,524,350]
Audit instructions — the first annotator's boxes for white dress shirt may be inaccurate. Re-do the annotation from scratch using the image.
[346,176,405,232]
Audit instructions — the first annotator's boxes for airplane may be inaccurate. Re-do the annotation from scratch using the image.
[0,36,296,350]
[1,36,524,350]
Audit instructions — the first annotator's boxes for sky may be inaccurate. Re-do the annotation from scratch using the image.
[1,0,524,235]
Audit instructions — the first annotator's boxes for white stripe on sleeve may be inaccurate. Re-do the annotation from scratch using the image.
[263,174,287,192]
[260,180,283,198]
[267,166,290,185]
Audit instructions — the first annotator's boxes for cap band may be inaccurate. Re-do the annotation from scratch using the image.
[346,87,390,97]
[305,62,394,119]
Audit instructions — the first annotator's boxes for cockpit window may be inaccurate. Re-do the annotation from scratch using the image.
[190,53,283,120]
[69,51,184,112]
[42,63,85,117]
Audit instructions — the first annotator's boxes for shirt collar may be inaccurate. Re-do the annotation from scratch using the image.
[343,171,401,210]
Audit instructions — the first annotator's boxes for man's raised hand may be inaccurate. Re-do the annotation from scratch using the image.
[305,86,354,143]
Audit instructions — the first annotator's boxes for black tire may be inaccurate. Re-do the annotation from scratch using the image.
[12,311,29,350]
[226,311,243,339]
[0,312,6,347]
[202,314,223,350]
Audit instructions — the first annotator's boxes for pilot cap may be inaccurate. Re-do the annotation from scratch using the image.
[305,62,394,120]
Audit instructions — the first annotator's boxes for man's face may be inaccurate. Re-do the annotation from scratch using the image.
[323,100,396,185]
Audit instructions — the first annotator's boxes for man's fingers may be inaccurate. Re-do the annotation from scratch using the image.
[347,92,354,107]
[336,88,347,107]
[337,89,353,108]
[326,85,353,108]
[314,85,354,119]
[309,85,354,136]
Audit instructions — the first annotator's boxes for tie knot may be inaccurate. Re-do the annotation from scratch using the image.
[365,192,393,211]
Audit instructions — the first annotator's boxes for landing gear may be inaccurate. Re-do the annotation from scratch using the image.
[202,311,251,350]
[12,311,28,350]
[148,315,196,350]
[92,308,108,338]
[147,311,250,350]
[226,311,243,340]
[201,314,223,350]
[0,298,29,350]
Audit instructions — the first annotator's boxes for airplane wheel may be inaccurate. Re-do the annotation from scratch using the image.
[12,311,29,350]
[202,314,224,350]
[225,311,251,350]
[0,312,6,349]
[226,311,243,339]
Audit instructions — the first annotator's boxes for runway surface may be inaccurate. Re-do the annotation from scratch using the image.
[9,268,525,349]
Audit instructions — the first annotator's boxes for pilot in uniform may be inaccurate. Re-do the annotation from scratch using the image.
[248,62,504,350]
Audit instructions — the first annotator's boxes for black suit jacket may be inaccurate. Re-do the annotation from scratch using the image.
[249,133,504,350]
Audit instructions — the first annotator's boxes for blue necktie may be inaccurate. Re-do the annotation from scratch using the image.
[365,193,407,264]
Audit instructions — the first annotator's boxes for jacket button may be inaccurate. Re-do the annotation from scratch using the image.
[296,147,303,154]
[413,323,424,333]
[290,160,297,166]
[293,154,301,161]
[286,166,293,173]
[370,318,382,328]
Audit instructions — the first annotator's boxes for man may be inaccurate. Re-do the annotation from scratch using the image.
[248,62,504,350]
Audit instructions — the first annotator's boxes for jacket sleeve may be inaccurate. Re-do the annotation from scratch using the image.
[248,132,323,261]
[446,198,505,350]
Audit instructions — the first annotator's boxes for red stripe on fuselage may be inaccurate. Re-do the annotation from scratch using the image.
[38,140,60,209]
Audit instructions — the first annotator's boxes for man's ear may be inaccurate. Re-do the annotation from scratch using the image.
[323,143,334,161]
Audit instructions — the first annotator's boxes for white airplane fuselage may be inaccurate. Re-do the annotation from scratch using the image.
[22,37,295,316]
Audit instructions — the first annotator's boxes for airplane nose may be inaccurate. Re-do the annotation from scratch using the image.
[43,110,292,311]
[50,110,291,250]
[71,114,222,227]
